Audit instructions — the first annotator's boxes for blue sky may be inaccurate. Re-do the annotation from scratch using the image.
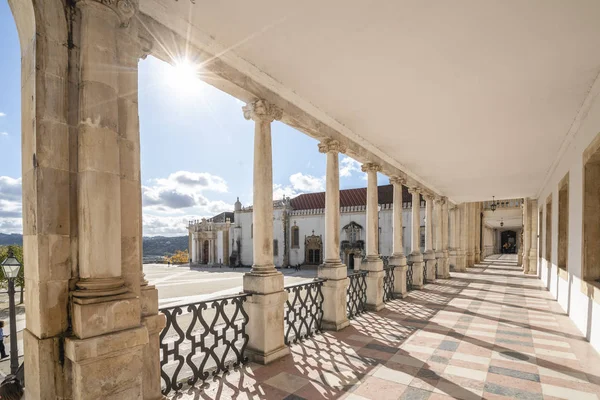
[0,2,386,236]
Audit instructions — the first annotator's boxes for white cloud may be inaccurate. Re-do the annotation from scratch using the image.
[0,177,23,232]
[143,214,193,236]
[0,218,21,234]
[340,156,362,178]
[142,170,230,212]
[273,172,325,199]
[0,132,8,137]
[0,112,5,117]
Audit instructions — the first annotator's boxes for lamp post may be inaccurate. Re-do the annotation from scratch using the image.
[1,249,22,374]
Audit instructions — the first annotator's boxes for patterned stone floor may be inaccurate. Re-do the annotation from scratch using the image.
[169,255,600,400]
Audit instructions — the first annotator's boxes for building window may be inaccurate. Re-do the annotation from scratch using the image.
[545,195,552,263]
[251,224,253,239]
[420,226,425,248]
[557,174,569,271]
[291,225,299,248]
[583,134,600,282]
[273,239,279,256]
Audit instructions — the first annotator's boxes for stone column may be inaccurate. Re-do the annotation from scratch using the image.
[408,187,424,289]
[456,203,468,271]
[317,139,349,331]
[527,199,539,274]
[441,198,450,278]
[434,197,444,279]
[423,193,436,282]
[475,203,482,264]
[361,163,385,310]
[64,2,150,399]
[449,205,458,270]
[191,233,196,264]
[389,176,408,298]
[523,199,531,272]
[465,203,474,267]
[242,99,289,364]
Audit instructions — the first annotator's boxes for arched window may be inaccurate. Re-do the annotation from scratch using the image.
[291,225,300,248]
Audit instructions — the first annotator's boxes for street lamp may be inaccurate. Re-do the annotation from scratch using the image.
[1,250,21,374]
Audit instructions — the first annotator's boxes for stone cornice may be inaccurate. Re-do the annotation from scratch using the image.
[318,139,346,154]
[78,0,137,27]
[243,99,283,122]
[361,162,381,173]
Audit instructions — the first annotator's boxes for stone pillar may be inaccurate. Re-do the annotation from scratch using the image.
[242,99,289,364]
[527,199,539,274]
[475,203,482,264]
[317,139,349,331]
[63,2,150,399]
[522,199,530,272]
[434,197,444,279]
[449,205,458,270]
[408,187,424,289]
[456,203,468,271]
[389,176,408,298]
[465,203,474,267]
[423,193,436,282]
[191,233,196,264]
[441,198,450,278]
[361,163,385,310]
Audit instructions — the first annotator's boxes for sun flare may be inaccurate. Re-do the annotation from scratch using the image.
[166,59,203,93]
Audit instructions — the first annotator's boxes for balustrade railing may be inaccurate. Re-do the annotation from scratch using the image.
[383,265,395,302]
[159,293,250,395]
[284,279,325,345]
[407,261,414,291]
[347,270,368,319]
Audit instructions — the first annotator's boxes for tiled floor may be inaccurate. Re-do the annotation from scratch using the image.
[170,255,600,400]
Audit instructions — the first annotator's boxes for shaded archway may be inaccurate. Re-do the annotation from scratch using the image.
[501,230,517,254]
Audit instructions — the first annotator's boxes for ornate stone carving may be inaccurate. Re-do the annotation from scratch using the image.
[408,186,421,195]
[389,174,407,186]
[361,162,382,173]
[318,139,346,154]
[243,99,283,122]
[78,0,137,27]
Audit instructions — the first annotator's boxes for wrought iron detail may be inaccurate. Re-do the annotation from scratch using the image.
[284,279,325,345]
[347,270,368,318]
[383,265,395,302]
[159,293,250,395]
[407,261,414,291]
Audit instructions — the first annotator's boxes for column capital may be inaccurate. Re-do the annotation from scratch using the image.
[423,192,435,202]
[361,162,381,173]
[390,174,407,186]
[243,99,283,122]
[77,0,138,27]
[318,138,347,154]
[434,196,445,205]
[408,186,421,195]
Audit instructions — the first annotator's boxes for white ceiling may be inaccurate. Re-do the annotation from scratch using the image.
[483,209,522,229]
[141,0,600,202]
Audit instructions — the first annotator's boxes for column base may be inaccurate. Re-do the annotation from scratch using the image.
[409,252,424,289]
[362,257,384,311]
[318,263,350,332]
[65,327,148,400]
[243,276,288,364]
[390,256,408,298]
[425,259,437,283]
[247,344,290,365]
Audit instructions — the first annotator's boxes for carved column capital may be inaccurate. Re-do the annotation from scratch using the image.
[361,162,382,173]
[423,193,435,202]
[408,186,421,195]
[389,174,407,186]
[243,99,283,122]
[78,0,138,27]
[318,139,346,154]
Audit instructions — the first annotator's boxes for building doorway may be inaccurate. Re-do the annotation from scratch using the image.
[305,233,323,265]
[501,230,517,254]
[203,240,209,264]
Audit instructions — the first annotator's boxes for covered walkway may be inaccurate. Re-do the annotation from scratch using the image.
[172,255,600,400]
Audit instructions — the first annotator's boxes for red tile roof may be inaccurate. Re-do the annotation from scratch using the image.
[290,184,417,210]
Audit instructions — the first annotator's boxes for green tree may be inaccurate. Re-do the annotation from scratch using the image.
[0,245,25,304]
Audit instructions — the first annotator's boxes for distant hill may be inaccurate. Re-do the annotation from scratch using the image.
[143,236,189,257]
[0,234,23,246]
[0,233,188,257]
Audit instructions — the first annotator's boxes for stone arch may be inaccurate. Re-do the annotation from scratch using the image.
[8,1,72,398]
